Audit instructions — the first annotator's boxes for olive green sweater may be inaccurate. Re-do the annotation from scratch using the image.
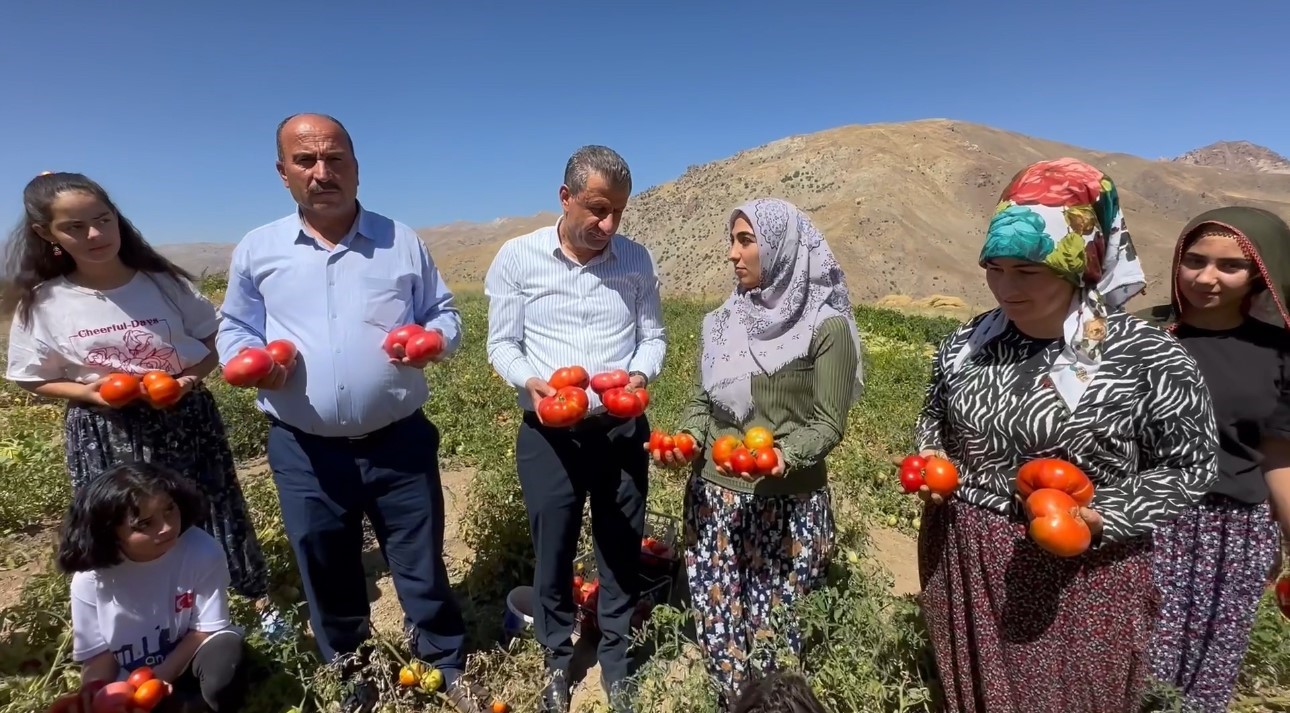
[677,315,861,496]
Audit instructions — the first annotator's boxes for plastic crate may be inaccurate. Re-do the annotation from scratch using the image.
[570,511,682,637]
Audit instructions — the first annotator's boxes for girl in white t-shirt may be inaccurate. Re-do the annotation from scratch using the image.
[51,461,246,712]
[1,172,267,602]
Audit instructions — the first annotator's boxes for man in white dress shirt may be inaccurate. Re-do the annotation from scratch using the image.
[484,145,666,713]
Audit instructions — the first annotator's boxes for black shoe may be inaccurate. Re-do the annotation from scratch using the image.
[539,668,571,713]
[339,678,377,713]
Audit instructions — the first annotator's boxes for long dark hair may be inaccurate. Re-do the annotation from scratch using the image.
[0,172,195,324]
[731,672,829,713]
[56,461,206,573]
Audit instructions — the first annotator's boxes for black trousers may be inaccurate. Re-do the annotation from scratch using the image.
[267,411,466,674]
[155,631,246,712]
[516,412,650,688]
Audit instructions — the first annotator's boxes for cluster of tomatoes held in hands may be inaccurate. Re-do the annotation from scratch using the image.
[98,371,186,409]
[48,666,168,713]
[222,339,299,387]
[896,453,1100,558]
[537,366,651,427]
[711,427,781,478]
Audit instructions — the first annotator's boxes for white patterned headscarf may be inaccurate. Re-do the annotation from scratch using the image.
[699,198,864,422]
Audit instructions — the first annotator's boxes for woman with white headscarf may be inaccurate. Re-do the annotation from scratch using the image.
[913,158,1219,712]
[650,198,863,709]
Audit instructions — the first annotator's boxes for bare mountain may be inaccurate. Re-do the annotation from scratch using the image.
[160,120,1290,309]
[1171,141,1290,174]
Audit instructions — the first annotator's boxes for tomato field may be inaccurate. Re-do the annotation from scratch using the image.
[0,276,1286,712]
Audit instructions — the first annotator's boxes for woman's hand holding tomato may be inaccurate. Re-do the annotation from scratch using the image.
[710,427,784,481]
[645,430,699,468]
[898,451,959,506]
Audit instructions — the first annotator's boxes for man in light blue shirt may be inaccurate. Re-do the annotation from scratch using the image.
[217,113,493,713]
[485,145,666,713]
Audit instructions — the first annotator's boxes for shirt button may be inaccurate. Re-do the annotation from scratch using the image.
[334,348,341,354]
[339,385,345,390]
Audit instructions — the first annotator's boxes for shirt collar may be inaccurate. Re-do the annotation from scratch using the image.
[550,215,619,264]
[295,201,372,247]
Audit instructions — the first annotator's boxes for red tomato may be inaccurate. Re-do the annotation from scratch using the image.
[549,366,590,390]
[711,435,739,469]
[1029,510,1091,558]
[648,431,667,451]
[223,347,274,387]
[922,456,960,496]
[405,330,445,362]
[382,324,426,358]
[264,339,298,367]
[141,371,182,408]
[673,433,698,461]
[537,386,590,428]
[1016,458,1094,507]
[589,369,630,395]
[125,667,154,689]
[1276,574,1290,619]
[132,679,167,710]
[898,465,924,493]
[729,447,756,475]
[601,387,648,419]
[901,454,927,472]
[1024,488,1078,520]
[92,682,136,713]
[753,448,778,475]
[573,575,584,590]
[99,373,142,408]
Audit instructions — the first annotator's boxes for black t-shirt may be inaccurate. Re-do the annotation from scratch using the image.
[1174,319,1290,503]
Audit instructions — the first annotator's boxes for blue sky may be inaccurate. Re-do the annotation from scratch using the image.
[2,0,1286,245]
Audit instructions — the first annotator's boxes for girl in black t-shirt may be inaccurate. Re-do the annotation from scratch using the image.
[1138,206,1290,713]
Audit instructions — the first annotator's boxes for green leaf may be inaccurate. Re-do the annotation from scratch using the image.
[1044,232,1087,281]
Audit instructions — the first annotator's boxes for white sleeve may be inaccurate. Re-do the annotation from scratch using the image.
[189,533,232,632]
[169,276,220,341]
[70,573,110,663]
[5,308,67,383]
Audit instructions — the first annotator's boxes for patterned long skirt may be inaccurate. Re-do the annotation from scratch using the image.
[64,383,268,599]
[1149,496,1280,713]
[682,476,835,710]
[918,500,1158,713]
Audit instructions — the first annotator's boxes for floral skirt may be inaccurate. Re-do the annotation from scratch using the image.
[682,476,835,710]
[64,383,268,599]
[1149,496,1280,713]
[918,500,1158,713]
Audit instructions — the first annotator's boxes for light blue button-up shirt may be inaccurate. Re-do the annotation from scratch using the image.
[484,221,667,413]
[216,205,461,438]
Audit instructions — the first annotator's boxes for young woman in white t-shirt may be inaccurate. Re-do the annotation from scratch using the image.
[49,461,246,713]
[1,172,267,602]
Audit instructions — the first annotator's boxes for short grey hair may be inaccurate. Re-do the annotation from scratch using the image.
[563,145,632,195]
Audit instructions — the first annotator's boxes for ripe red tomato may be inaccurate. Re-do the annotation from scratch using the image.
[132,679,167,710]
[1024,488,1078,520]
[382,324,426,358]
[898,465,924,493]
[649,431,675,452]
[141,371,182,407]
[1016,458,1094,507]
[1029,510,1091,558]
[589,369,630,395]
[922,456,959,496]
[223,347,274,387]
[1275,574,1290,619]
[405,330,445,362]
[265,339,297,367]
[900,454,927,472]
[537,386,590,428]
[674,433,698,460]
[753,448,778,475]
[549,366,590,390]
[125,666,154,689]
[92,682,137,713]
[729,447,756,475]
[100,373,142,408]
[711,435,739,469]
[601,387,648,419]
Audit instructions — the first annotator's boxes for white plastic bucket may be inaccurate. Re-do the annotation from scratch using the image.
[502,585,535,641]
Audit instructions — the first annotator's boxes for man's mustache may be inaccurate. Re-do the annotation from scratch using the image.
[309,182,340,193]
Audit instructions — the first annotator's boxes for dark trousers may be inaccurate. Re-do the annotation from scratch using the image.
[156,631,246,712]
[516,412,650,688]
[267,411,465,673]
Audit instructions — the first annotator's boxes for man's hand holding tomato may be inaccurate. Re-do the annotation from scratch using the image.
[385,328,447,369]
[525,378,558,424]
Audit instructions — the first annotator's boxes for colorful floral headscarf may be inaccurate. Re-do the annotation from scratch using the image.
[949,158,1145,412]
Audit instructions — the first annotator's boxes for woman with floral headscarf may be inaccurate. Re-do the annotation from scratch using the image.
[913,158,1219,713]
[649,198,862,709]
[1136,207,1290,713]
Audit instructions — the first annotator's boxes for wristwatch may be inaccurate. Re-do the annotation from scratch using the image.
[628,371,648,386]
